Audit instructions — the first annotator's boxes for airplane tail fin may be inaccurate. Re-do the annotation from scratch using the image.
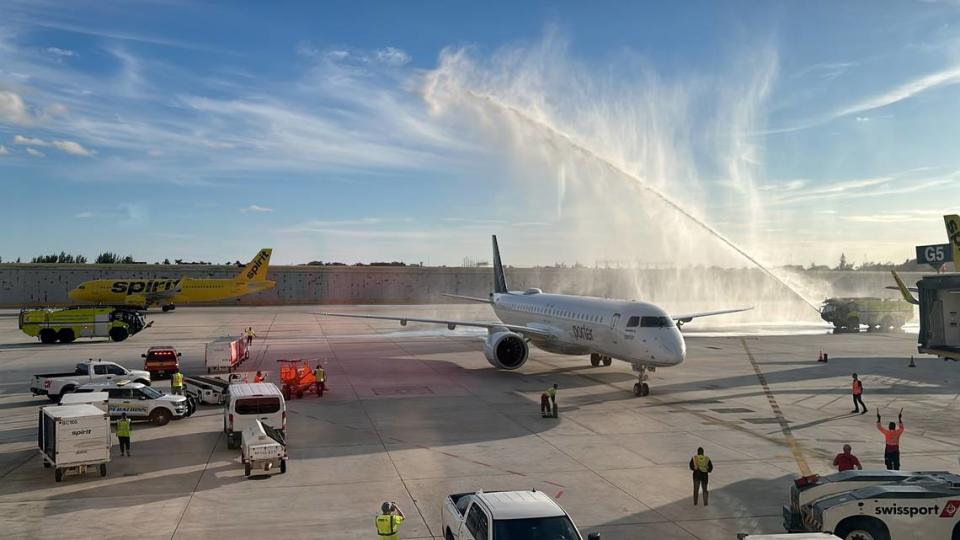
[238,249,272,281]
[492,235,508,294]
[890,270,919,305]
[945,214,960,269]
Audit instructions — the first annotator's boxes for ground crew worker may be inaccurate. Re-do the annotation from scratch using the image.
[116,413,132,457]
[376,501,405,540]
[877,409,905,470]
[171,369,184,395]
[244,327,256,347]
[541,383,558,418]
[689,447,713,505]
[314,364,326,397]
[850,373,866,414]
[832,444,863,472]
[254,371,265,383]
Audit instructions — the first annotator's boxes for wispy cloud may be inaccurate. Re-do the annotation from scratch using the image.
[832,65,960,119]
[74,211,94,218]
[241,204,274,213]
[0,90,33,125]
[13,134,95,156]
[44,46,76,61]
[0,145,8,156]
[843,208,954,223]
[25,147,45,157]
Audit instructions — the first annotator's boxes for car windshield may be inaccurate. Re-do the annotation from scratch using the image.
[140,386,163,399]
[493,516,581,540]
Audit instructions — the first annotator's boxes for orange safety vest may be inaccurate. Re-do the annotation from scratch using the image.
[851,380,862,395]
[878,424,904,446]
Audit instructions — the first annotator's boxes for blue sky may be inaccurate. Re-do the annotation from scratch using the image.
[2,1,960,267]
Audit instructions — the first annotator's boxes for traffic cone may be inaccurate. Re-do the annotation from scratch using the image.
[908,356,916,368]
[817,350,823,362]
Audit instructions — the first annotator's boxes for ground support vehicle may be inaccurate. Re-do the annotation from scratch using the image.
[19,306,149,343]
[142,346,181,378]
[820,298,913,332]
[915,274,960,361]
[76,380,189,426]
[205,336,249,373]
[442,490,589,540]
[183,373,243,405]
[31,360,151,401]
[276,359,317,400]
[809,482,960,540]
[59,392,109,413]
[224,383,285,450]
[241,419,287,477]
[38,404,111,482]
[783,470,957,532]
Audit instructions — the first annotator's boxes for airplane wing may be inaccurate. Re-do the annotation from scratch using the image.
[672,307,753,324]
[440,293,492,304]
[317,312,556,338]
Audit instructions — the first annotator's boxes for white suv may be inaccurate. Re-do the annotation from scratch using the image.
[76,380,188,426]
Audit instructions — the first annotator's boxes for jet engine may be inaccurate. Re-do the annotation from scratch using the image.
[483,331,529,369]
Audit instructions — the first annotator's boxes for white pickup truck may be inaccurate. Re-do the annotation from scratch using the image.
[31,360,151,401]
[241,419,287,477]
[441,490,595,540]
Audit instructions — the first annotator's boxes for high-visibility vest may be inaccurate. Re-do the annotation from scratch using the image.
[693,454,710,473]
[171,372,183,388]
[315,368,325,382]
[116,418,131,437]
[879,424,905,446]
[254,373,264,383]
[852,380,862,395]
[376,514,403,539]
[545,387,556,399]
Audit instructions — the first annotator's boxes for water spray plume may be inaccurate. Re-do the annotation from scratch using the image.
[460,89,821,313]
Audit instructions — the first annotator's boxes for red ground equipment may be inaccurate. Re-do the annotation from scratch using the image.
[276,360,317,400]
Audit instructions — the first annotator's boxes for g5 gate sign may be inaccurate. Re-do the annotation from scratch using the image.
[916,243,954,270]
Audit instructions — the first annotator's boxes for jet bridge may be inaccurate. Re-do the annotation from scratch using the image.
[917,274,960,361]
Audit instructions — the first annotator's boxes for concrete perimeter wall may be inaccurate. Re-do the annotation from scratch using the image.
[0,263,932,308]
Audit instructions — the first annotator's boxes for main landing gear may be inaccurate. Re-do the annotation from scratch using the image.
[161,305,176,312]
[632,364,651,397]
[590,353,613,367]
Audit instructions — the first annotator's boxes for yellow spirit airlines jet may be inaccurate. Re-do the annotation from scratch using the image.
[68,249,275,311]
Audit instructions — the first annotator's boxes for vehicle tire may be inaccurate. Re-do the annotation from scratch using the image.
[47,393,61,403]
[633,383,642,397]
[39,329,57,344]
[161,305,172,312]
[109,327,129,342]
[281,386,291,400]
[60,385,76,396]
[835,517,889,540]
[227,432,238,450]
[43,461,51,469]
[590,354,600,367]
[445,528,454,540]
[244,463,251,477]
[185,397,197,417]
[55,468,63,482]
[99,463,107,477]
[280,460,287,474]
[640,382,650,396]
[150,409,172,426]
[57,328,76,343]
[602,356,612,366]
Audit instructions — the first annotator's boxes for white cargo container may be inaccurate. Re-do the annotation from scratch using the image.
[38,404,111,482]
[59,391,109,413]
[205,336,249,373]
[241,419,287,477]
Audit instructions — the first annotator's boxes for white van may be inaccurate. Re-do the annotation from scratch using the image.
[223,383,285,450]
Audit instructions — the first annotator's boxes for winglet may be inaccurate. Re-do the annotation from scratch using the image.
[238,249,272,281]
[891,270,919,305]
[945,214,960,269]
[492,235,508,294]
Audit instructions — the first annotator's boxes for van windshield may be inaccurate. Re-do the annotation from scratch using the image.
[236,397,281,414]
[493,516,581,539]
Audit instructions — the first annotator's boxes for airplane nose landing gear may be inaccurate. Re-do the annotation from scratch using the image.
[632,364,651,397]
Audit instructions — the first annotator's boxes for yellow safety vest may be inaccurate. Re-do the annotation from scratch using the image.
[693,454,710,473]
[376,514,403,539]
[315,368,325,382]
[171,372,183,388]
[545,387,556,399]
[116,418,131,438]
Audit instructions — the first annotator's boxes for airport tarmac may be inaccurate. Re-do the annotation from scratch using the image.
[0,305,957,540]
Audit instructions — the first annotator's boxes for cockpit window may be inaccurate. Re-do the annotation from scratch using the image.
[640,316,674,328]
[626,316,640,328]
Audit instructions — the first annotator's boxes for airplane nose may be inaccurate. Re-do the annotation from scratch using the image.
[663,329,686,365]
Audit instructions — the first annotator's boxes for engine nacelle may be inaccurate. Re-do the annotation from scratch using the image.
[484,331,529,370]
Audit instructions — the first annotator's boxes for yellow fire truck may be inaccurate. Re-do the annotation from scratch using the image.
[19,306,150,344]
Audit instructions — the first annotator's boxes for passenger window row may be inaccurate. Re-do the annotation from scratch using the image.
[509,303,603,323]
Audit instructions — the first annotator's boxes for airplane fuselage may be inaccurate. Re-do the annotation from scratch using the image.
[69,277,276,306]
[492,290,686,367]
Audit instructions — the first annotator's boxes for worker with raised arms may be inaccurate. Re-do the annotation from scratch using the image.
[877,409,905,470]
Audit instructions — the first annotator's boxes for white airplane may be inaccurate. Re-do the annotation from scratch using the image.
[320,236,750,396]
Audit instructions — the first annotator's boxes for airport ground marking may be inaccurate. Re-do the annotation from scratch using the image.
[169,429,224,539]
[740,338,812,476]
